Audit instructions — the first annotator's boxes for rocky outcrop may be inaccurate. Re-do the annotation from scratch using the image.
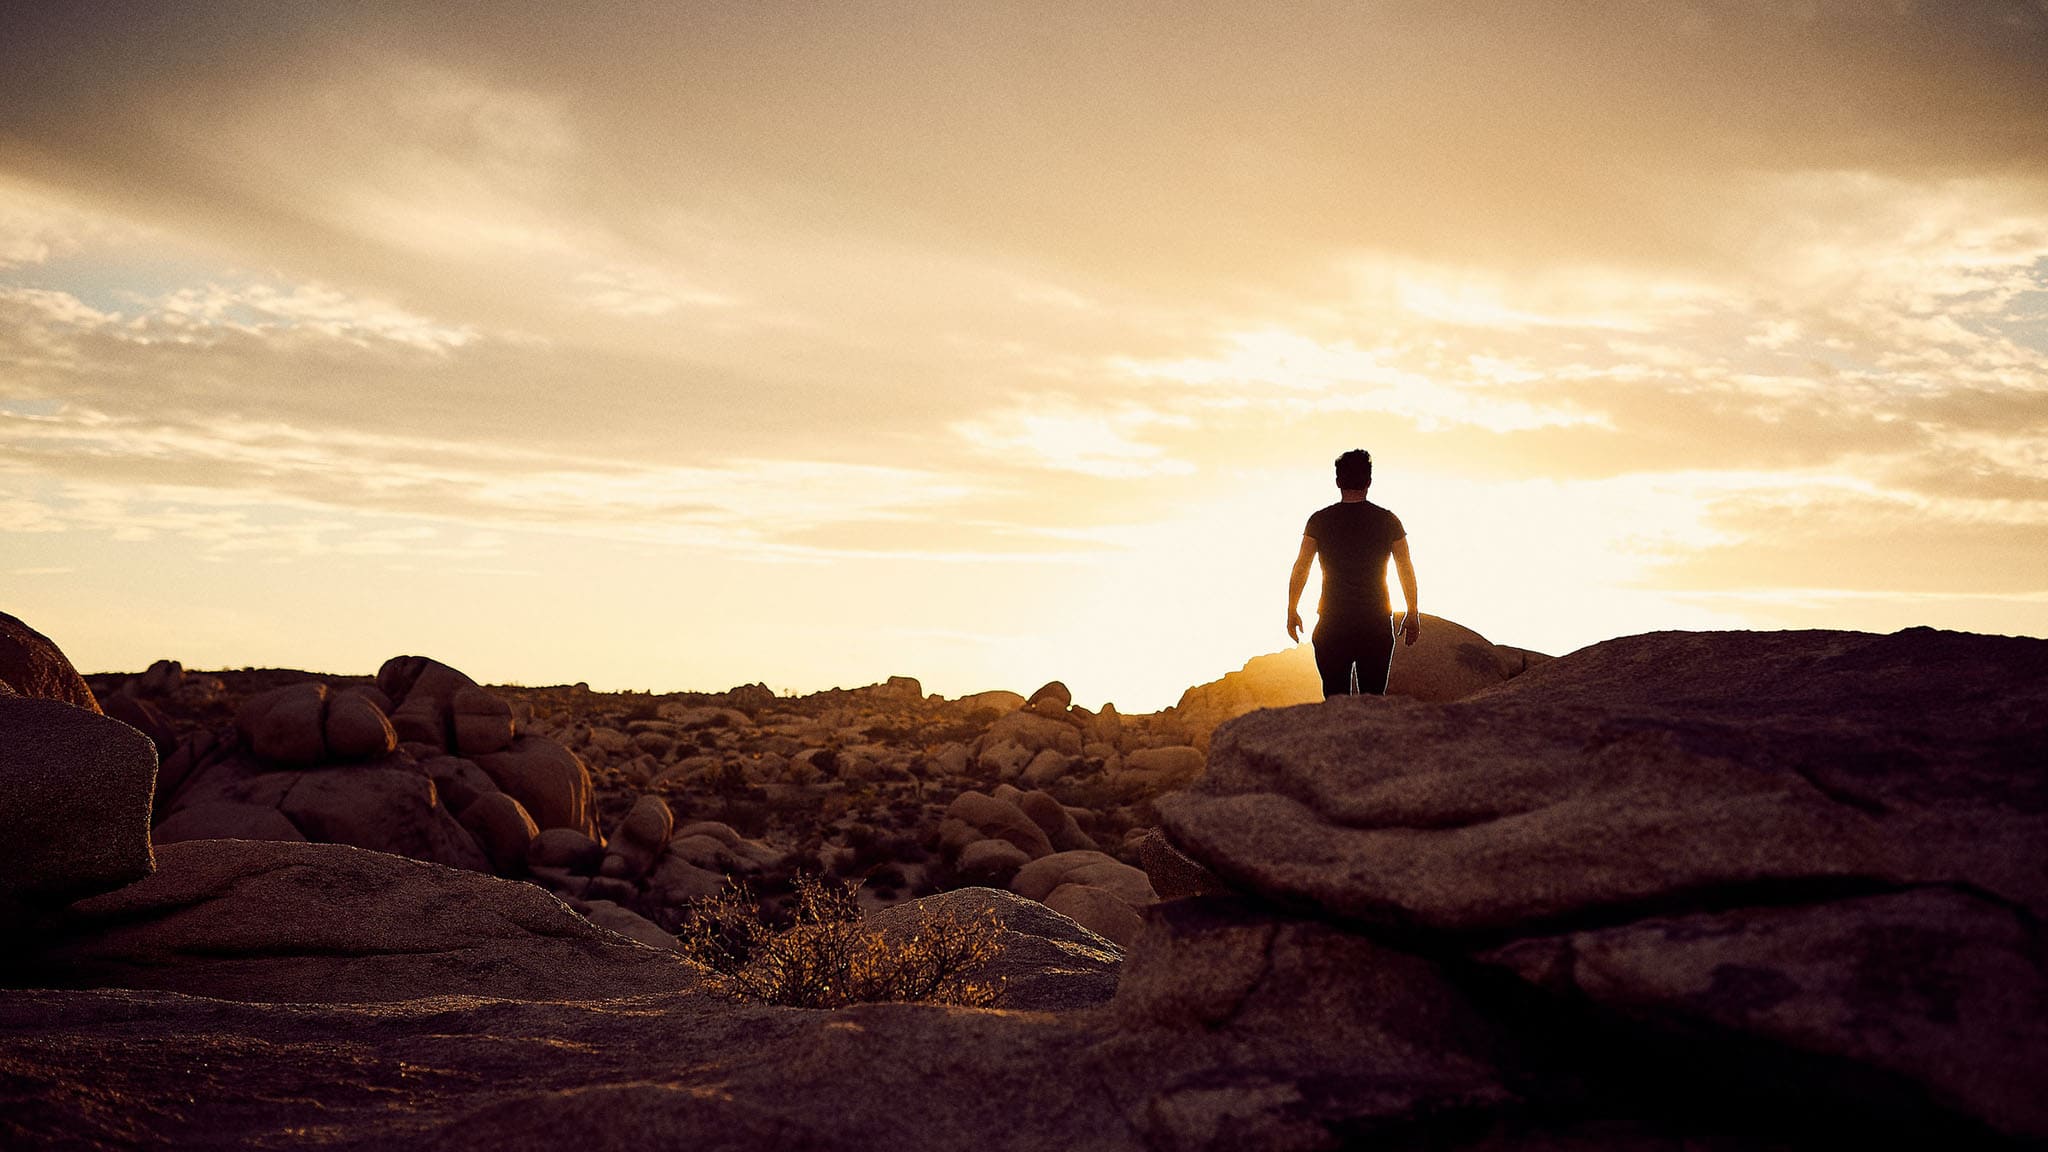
[0,610,99,713]
[6,626,2042,1149]
[1148,626,2048,1143]
[0,696,157,909]
[9,839,701,1002]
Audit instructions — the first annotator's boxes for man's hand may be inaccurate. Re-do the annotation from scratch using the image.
[1287,608,1304,643]
[1401,612,1421,647]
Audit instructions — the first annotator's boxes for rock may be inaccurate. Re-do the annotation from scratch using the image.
[1025,680,1072,717]
[582,899,679,950]
[956,689,1026,714]
[931,742,970,775]
[975,740,1033,780]
[657,704,753,730]
[1010,850,1157,907]
[600,793,673,879]
[475,735,597,836]
[450,684,515,756]
[644,850,726,905]
[234,682,328,766]
[528,827,604,872]
[0,696,158,905]
[1485,885,2048,1140]
[375,656,481,748]
[419,754,498,813]
[586,726,634,755]
[1043,883,1145,947]
[938,790,1054,861]
[1117,745,1205,792]
[16,839,701,1002]
[956,837,1032,885]
[981,710,1084,757]
[458,791,539,875]
[322,689,398,760]
[100,691,178,754]
[1101,894,1517,1147]
[1020,748,1075,788]
[880,675,923,699]
[868,887,1124,1011]
[675,820,743,848]
[583,875,639,904]
[277,765,490,872]
[1131,828,1224,899]
[153,729,225,817]
[1160,628,2048,935]
[152,803,305,845]
[1086,702,1123,744]
[1015,790,1097,853]
[133,658,184,698]
[0,610,99,713]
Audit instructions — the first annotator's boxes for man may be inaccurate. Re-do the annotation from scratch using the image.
[1286,449,1419,698]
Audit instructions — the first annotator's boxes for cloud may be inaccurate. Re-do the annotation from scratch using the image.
[953,401,1194,478]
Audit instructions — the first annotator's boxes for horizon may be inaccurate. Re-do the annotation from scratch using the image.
[4,3,2046,712]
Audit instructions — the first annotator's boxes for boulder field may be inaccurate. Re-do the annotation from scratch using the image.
[2,622,2043,1149]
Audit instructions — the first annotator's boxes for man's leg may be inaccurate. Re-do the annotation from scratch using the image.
[1356,615,1397,695]
[1311,622,1355,699]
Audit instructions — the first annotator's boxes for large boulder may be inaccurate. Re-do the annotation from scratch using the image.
[323,689,398,760]
[458,791,539,875]
[979,709,1083,760]
[234,682,330,766]
[1158,626,2048,1141]
[600,793,673,880]
[938,790,1054,861]
[474,735,597,837]
[375,656,483,749]
[277,765,489,872]
[11,839,701,1002]
[451,684,515,756]
[1161,628,2048,933]
[0,611,99,713]
[0,697,157,906]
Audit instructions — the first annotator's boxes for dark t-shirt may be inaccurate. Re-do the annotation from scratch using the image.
[1304,501,1406,621]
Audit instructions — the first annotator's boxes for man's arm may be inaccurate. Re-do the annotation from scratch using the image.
[1286,535,1316,642]
[1392,537,1420,646]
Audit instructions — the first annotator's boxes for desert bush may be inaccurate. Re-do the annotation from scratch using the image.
[678,873,1004,1009]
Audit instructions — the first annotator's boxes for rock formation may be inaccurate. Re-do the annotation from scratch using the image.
[9,623,2038,1148]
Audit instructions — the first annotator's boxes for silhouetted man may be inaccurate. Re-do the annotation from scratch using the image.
[1286,449,1419,698]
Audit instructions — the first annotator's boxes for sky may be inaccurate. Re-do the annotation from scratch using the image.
[2,1,2045,711]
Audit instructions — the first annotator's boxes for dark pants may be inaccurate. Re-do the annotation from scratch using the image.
[1313,615,1395,699]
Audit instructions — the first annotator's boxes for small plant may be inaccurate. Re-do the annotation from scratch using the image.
[677,874,1005,1009]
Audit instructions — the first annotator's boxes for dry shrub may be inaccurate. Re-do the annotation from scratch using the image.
[679,874,1004,1009]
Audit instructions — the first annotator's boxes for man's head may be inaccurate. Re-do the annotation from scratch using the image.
[1334,449,1372,491]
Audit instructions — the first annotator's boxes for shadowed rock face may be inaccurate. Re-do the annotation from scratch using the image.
[0,697,156,907]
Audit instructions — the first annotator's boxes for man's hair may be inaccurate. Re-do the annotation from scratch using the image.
[1334,449,1373,490]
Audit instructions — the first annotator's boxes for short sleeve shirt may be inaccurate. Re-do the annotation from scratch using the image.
[1304,501,1406,621]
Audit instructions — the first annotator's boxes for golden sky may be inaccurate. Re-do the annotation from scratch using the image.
[2,2,2045,709]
